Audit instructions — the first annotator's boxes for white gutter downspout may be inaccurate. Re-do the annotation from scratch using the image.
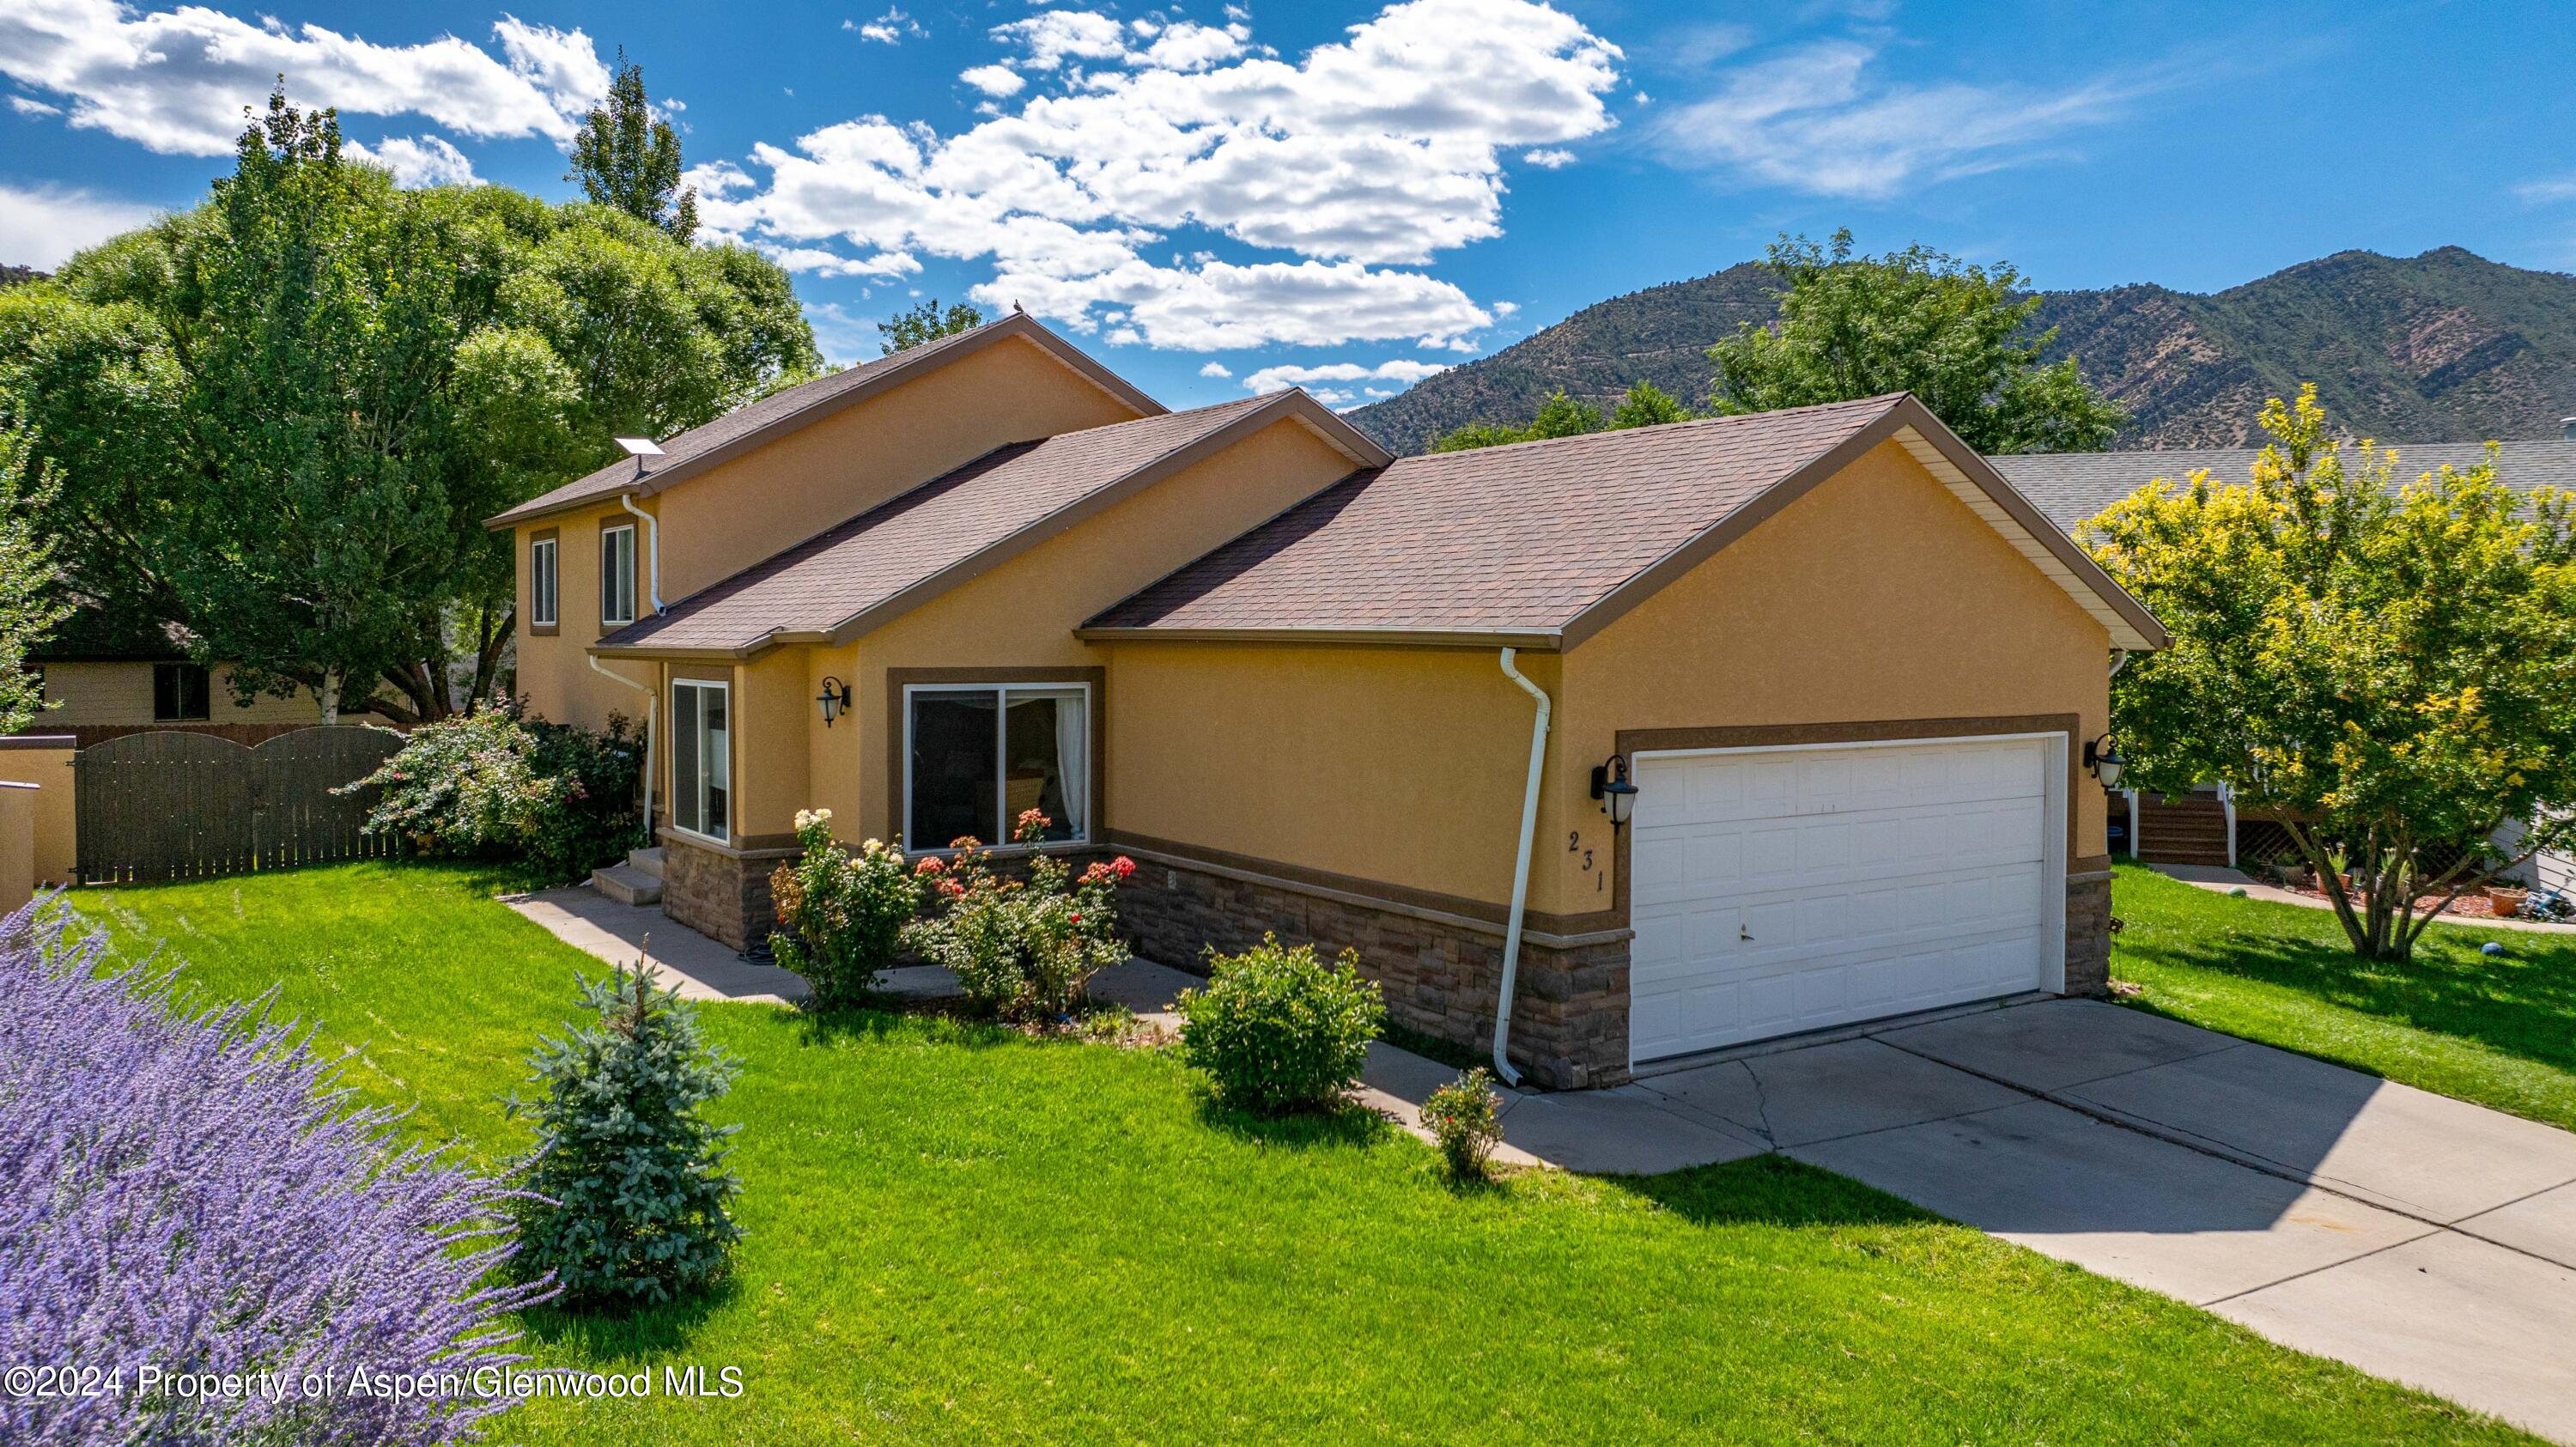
[1492,648,1552,1087]
[591,654,658,843]
[620,496,665,616]
[607,496,665,846]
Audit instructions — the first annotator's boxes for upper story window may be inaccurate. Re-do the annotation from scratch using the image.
[153,662,210,721]
[528,535,559,629]
[904,683,1089,851]
[600,523,637,627]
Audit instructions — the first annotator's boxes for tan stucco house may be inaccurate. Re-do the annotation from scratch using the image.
[18,605,323,748]
[489,312,2166,1088]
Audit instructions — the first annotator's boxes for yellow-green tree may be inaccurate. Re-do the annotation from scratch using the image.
[2082,386,2576,958]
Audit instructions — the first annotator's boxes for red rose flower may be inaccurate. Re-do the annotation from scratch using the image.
[1111,855,1137,879]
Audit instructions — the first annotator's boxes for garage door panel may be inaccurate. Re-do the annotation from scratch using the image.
[1630,738,2057,1061]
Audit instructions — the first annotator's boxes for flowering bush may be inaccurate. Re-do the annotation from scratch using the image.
[507,959,742,1310]
[1176,934,1384,1115]
[903,809,1133,1021]
[0,903,551,1446]
[1421,1067,1504,1179]
[342,705,646,881]
[769,809,918,1008]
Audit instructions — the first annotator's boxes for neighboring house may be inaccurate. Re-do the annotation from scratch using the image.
[1993,436,2576,888]
[19,605,324,748]
[489,313,2164,1087]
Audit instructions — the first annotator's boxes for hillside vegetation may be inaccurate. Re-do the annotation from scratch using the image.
[1349,248,2576,454]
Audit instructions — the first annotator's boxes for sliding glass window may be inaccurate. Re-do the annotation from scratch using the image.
[905,684,1088,850]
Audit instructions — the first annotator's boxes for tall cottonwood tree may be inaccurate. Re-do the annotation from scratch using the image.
[568,53,696,242]
[0,88,816,723]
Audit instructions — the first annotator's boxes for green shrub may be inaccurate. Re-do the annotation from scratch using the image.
[341,705,644,880]
[769,808,918,1008]
[508,960,741,1310]
[1176,934,1384,1114]
[903,810,1133,1021]
[1420,1067,1504,1179]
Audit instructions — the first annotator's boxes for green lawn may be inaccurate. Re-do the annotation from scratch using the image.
[60,862,2536,1444]
[2111,863,2576,1132]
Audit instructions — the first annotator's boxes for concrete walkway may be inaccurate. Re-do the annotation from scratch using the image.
[2150,861,2576,933]
[512,883,2576,1439]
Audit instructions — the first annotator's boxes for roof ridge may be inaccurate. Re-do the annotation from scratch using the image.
[1400,392,1907,463]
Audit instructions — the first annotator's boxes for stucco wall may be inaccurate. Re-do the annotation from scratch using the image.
[835,415,1363,847]
[37,661,318,727]
[0,781,33,917]
[511,333,1148,736]
[0,740,76,886]
[1094,438,2114,927]
[1554,437,2113,919]
[515,502,663,730]
[1105,642,1552,915]
[654,334,1145,600]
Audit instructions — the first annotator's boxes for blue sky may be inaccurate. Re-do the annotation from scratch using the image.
[4,0,2572,412]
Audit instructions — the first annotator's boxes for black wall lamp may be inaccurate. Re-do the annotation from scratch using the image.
[2084,733,2126,790]
[1590,754,1638,828]
[816,676,852,727]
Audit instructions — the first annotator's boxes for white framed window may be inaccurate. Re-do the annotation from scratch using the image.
[670,678,731,842]
[903,683,1091,852]
[528,536,558,628]
[600,523,637,627]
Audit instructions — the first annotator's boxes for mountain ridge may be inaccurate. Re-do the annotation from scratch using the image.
[1346,247,2576,453]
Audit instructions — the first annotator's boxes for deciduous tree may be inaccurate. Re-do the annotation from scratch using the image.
[568,52,696,242]
[0,89,817,724]
[0,429,68,734]
[878,298,985,355]
[2083,386,2576,958]
[1708,228,2123,454]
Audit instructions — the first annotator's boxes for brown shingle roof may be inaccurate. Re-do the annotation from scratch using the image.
[592,392,1361,657]
[486,313,1164,528]
[1084,393,2166,652]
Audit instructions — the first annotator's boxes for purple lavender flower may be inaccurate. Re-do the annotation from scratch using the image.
[0,901,556,1444]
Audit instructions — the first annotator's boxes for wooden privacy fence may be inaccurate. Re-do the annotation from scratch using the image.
[74,725,406,884]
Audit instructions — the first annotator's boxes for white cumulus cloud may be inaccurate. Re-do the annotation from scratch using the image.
[344,133,480,187]
[0,179,158,268]
[0,2,610,156]
[1198,361,1232,377]
[1240,357,1450,393]
[958,64,1026,98]
[848,9,923,44]
[695,0,1621,350]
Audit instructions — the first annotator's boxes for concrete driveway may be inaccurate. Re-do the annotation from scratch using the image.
[1632,999,2576,1442]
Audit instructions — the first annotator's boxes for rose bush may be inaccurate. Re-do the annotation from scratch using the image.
[769,809,918,1008]
[903,809,1133,1021]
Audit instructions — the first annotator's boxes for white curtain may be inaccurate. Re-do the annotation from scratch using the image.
[1053,691,1086,839]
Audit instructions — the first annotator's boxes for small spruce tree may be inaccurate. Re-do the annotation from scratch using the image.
[510,959,741,1308]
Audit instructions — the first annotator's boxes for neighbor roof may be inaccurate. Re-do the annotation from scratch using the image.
[1993,441,2576,535]
[28,599,192,664]
[1083,393,2166,653]
[592,391,1388,659]
[487,312,1165,529]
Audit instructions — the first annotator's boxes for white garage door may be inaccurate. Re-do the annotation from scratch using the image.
[1628,736,2060,1063]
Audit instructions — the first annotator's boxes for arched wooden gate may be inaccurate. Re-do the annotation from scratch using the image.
[73,725,405,883]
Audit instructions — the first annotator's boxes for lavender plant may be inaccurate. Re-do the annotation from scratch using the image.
[0,903,551,1446]
[507,960,742,1309]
